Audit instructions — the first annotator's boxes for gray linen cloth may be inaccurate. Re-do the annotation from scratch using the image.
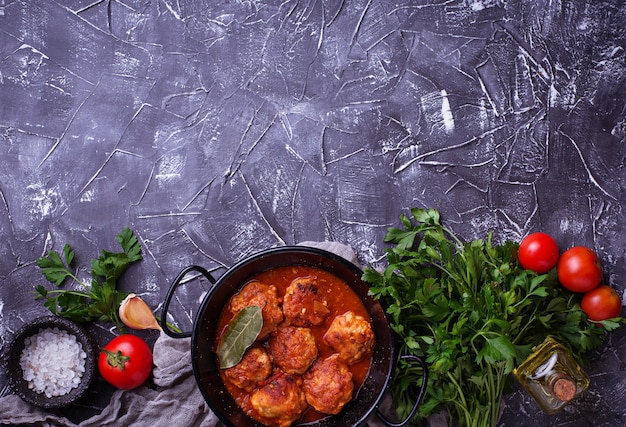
[1,241,423,427]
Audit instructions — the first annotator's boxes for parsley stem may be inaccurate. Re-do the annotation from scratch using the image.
[446,371,471,422]
[40,289,91,299]
[66,271,84,287]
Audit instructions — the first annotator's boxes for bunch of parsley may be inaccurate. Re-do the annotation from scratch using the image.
[363,208,620,427]
[35,227,142,330]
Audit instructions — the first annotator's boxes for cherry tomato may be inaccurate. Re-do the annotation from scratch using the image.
[98,334,153,390]
[518,232,559,274]
[581,285,622,321]
[557,246,602,293]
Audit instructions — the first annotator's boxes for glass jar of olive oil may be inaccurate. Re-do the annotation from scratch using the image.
[513,336,590,414]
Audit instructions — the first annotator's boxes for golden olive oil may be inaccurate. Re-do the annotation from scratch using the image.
[513,336,590,414]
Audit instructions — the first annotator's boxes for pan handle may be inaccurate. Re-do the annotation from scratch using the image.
[375,354,428,427]
[160,265,216,339]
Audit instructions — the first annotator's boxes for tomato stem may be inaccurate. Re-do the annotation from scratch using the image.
[103,349,130,370]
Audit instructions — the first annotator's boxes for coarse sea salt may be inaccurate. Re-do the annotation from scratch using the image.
[19,327,87,398]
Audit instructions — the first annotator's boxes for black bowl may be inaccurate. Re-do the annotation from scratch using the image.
[6,316,96,409]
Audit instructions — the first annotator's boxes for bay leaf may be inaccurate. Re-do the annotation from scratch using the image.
[217,305,263,369]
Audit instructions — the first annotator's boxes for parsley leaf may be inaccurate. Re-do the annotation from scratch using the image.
[36,244,78,286]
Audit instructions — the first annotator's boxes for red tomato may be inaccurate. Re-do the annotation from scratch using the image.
[581,285,622,321]
[518,232,559,274]
[557,246,602,293]
[98,334,153,390]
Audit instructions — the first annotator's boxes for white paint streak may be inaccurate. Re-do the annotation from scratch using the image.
[155,153,184,185]
[270,167,290,213]
[467,0,501,11]
[559,217,585,234]
[79,188,95,202]
[549,83,559,108]
[478,98,489,131]
[475,61,500,117]
[162,0,181,20]
[440,89,455,133]
[26,183,61,218]
[17,44,50,60]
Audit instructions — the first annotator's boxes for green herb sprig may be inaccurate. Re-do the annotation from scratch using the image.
[35,227,142,330]
[363,208,622,427]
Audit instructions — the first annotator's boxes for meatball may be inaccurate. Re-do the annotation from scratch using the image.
[223,345,272,392]
[303,354,354,415]
[250,373,307,427]
[229,280,283,339]
[268,326,318,375]
[323,311,375,364]
[282,276,330,327]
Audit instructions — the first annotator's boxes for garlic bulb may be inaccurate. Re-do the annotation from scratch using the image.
[119,293,162,330]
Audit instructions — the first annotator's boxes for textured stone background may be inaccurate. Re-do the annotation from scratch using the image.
[0,0,624,425]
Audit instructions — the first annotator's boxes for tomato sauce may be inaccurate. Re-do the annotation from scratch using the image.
[215,265,374,426]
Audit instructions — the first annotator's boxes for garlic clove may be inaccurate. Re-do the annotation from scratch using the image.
[119,293,162,330]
